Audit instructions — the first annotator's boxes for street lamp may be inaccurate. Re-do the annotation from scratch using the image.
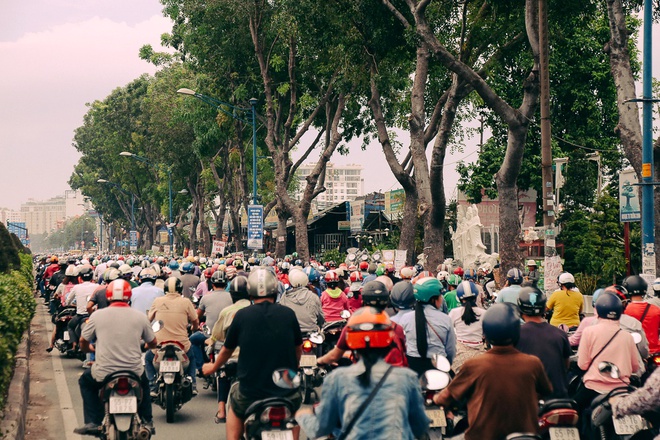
[177,88,259,205]
[119,152,173,249]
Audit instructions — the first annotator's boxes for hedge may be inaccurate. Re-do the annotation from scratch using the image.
[0,255,35,410]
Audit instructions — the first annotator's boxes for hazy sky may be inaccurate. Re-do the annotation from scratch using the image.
[0,2,658,212]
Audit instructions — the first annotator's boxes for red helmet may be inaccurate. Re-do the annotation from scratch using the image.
[349,271,363,283]
[453,267,464,277]
[345,307,395,350]
[106,279,132,302]
[359,261,369,271]
[384,263,395,274]
[324,270,339,283]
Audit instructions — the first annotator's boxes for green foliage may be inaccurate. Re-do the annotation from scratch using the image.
[0,257,36,409]
[0,222,20,274]
[320,248,343,264]
[574,273,598,297]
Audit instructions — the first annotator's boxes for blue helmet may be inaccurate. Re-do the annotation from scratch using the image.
[168,259,180,270]
[303,266,319,283]
[456,280,479,300]
[483,303,520,346]
[181,262,195,274]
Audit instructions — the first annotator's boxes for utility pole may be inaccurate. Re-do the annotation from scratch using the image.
[539,0,557,292]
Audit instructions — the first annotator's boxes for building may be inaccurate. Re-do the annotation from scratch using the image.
[20,189,90,235]
[0,208,22,225]
[295,163,364,212]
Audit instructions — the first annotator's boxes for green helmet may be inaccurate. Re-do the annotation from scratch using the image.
[413,277,443,302]
[447,274,462,286]
[375,265,385,276]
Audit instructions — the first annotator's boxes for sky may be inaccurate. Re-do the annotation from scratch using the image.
[0,2,658,212]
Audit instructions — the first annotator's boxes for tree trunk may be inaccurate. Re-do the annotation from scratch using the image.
[275,207,289,258]
[399,189,419,265]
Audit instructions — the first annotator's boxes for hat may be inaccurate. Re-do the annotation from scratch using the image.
[526,260,537,267]
[350,281,362,292]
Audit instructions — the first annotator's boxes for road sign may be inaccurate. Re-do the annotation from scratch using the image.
[130,230,138,252]
[247,205,263,250]
[619,168,641,222]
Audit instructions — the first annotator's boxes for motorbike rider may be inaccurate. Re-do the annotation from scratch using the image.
[443,274,461,312]
[576,292,640,438]
[296,307,429,440]
[546,272,584,328]
[190,270,233,376]
[390,279,415,325]
[207,275,251,424]
[317,280,408,367]
[47,259,68,313]
[129,268,164,316]
[65,265,97,352]
[85,268,120,315]
[321,270,350,321]
[610,368,660,430]
[74,279,157,436]
[47,265,79,352]
[180,261,200,299]
[648,278,660,308]
[523,259,540,288]
[399,276,456,376]
[146,277,199,395]
[449,280,486,372]
[279,268,325,334]
[495,268,524,304]
[516,286,571,398]
[433,303,552,440]
[622,275,660,354]
[202,268,303,440]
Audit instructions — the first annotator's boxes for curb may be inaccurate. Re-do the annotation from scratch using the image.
[0,325,31,440]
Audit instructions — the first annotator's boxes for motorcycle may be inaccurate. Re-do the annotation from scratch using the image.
[420,355,453,440]
[151,321,193,423]
[98,371,152,440]
[537,399,579,440]
[53,306,77,354]
[243,369,301,440]
[299,331,326,404]
[320,310,351,356]
[590,361,654,439]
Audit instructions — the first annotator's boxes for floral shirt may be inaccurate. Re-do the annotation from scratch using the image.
[613,367,660,440]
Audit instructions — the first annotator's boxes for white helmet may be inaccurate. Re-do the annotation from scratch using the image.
[289,269,309,288]
[652,278,660,293]
[65,265,77,277]
[247,268,279,297]
[118,264,133,276]
[558,272,575,285]
[436,270,450,281]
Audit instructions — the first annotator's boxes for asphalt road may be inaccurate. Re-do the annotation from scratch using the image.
[30,302,314,440]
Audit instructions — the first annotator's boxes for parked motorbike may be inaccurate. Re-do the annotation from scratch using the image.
[98,371,152,440]
[590,361,654,439]
[243,369,300,440]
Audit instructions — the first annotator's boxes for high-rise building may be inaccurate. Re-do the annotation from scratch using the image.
[0,208,22,225]
[19,189,90,235]
[295,163,364,212]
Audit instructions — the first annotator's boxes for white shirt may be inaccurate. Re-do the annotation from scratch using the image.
[66,281,98,315]
[448,305,486,347]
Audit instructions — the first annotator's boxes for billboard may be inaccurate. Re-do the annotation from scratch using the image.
[457,189,537,229]
[349,199,365,232]
[619,168,641,222]
[384,189,405,220]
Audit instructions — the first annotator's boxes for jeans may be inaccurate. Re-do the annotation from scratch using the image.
[145,346,197,390]
[189,331,208,372]
[79,369,152,425]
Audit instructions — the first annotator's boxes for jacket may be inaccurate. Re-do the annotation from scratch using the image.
[279,287,325,333]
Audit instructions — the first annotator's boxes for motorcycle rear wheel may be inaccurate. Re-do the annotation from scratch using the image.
[166,383,175,423]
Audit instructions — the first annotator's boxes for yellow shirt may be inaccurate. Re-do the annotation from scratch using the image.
[547,289,584,327]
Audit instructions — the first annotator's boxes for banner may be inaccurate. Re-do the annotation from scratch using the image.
[394,250,407,270]
[212,240,226,256]
[247,205,264,250]
[619,168,641,222]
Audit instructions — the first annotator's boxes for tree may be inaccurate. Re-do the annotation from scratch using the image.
[0,222,20,273]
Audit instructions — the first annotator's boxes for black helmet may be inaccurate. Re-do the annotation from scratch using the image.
[229,275,249,302]
[361,280,390,310]
[482,303,521,346]
[390,281,415,310]
[77,265,94,281]
[622,275,648,297]
[517,286,547,316]
[210,270,228,286]
[164,277,183,294]
[595,292,623,320]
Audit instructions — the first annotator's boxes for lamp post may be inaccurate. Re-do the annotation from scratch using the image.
[97,179,136,250]
[119,152,173,250]
[177,88,259,205]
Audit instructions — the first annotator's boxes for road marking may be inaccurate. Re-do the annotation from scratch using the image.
[42,306,83,440]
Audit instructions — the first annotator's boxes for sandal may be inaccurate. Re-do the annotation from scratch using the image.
[46,346,54,353]
[214,412,226,424]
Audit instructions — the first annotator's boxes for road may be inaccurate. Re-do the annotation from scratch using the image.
[27,302,229,440]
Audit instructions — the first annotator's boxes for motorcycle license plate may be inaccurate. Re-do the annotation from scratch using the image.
[613,415,645,435]
[261,431,294,440]
[160,360,180,373]
[426,408,447,428]
[549,427,580,440]
[63,331,70,341]
[299,355,317,368]
[109,396,137,414]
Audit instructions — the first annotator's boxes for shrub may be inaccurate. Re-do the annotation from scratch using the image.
[0,256,36,410]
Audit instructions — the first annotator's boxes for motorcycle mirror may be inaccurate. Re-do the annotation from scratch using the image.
[420,369,451,391]
[430,354,452,373]
[340,310,351,319]
[272,369,301,389]
[631,332,642,344]
[309,332,325,345]
[598,361,620,379]
[152,320,164,332]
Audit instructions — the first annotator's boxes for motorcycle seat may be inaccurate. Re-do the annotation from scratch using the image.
[102,370,143,385]
[244,396,296,418]
[539,398,578,414]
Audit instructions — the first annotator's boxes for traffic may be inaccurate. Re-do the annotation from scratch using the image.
[34,252,660,440]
